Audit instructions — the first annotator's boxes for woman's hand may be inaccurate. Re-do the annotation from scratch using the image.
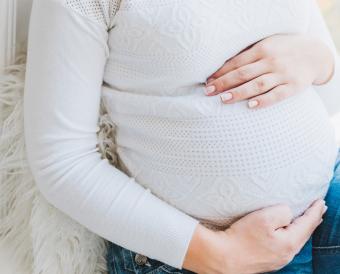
[204,34,335,109]
[183,200,327,274]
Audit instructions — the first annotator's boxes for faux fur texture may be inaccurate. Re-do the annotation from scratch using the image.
[0,53,119,274]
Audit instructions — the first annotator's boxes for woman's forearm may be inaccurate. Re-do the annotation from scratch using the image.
[308,0,338,86]
[311,37,335,85]
[183,224,225,274]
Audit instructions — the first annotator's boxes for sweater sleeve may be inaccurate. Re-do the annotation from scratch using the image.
[23,0,199,269]
[308,0,340,115]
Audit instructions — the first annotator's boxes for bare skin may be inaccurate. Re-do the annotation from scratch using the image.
[182,33,334,274]
[217,202,325,274]
[183,201,327,274]
[205,34,335,109]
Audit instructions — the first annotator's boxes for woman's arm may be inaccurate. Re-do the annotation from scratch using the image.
[307,0,339,85]
[308,0,340,115]
[23,0,201,269]
[307,0,338,86]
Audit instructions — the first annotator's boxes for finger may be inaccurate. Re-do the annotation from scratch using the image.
[220,73,283,104]
[206,59,271,96]
[248,204,294,230]
[246,84,295,109]
[208,46,260,80]
[277,199,326,247]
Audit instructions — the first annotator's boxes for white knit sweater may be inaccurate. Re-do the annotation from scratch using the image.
[24,0,339,269]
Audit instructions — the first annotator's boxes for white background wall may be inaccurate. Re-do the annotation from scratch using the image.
[0,0,32,67]
[0,0,16,67]
[16,0,33,55]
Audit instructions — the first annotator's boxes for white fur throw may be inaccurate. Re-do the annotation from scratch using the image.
[0,54,119,274]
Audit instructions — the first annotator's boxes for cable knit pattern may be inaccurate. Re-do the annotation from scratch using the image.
[102,0,339,229]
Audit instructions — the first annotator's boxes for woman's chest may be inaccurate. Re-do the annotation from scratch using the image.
[106,0,312,94]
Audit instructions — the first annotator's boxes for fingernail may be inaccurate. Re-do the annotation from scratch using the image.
[323,206,328,214]
[206,78,215,84]
[205,85,216,95]
[319,199,326,206]
[248,100,259,108]
[220,92,233,102]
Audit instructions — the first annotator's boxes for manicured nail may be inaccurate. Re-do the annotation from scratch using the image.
[205,85,216,95]
[248,100,259,108]
[323,206,328,214]
[220,92,233,102]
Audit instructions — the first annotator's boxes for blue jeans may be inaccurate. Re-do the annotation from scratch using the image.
[107,149,340,274]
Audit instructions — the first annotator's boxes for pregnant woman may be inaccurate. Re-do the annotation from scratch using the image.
[24,0,340,273]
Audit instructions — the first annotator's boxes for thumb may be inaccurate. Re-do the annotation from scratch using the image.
[249,204,294,230]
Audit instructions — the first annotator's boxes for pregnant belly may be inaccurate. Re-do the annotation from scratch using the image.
[102,85,339,229]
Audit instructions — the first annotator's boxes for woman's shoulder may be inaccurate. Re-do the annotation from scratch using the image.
[38,0,121,30]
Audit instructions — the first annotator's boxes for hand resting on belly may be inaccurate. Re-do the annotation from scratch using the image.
[205,33,335,108]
